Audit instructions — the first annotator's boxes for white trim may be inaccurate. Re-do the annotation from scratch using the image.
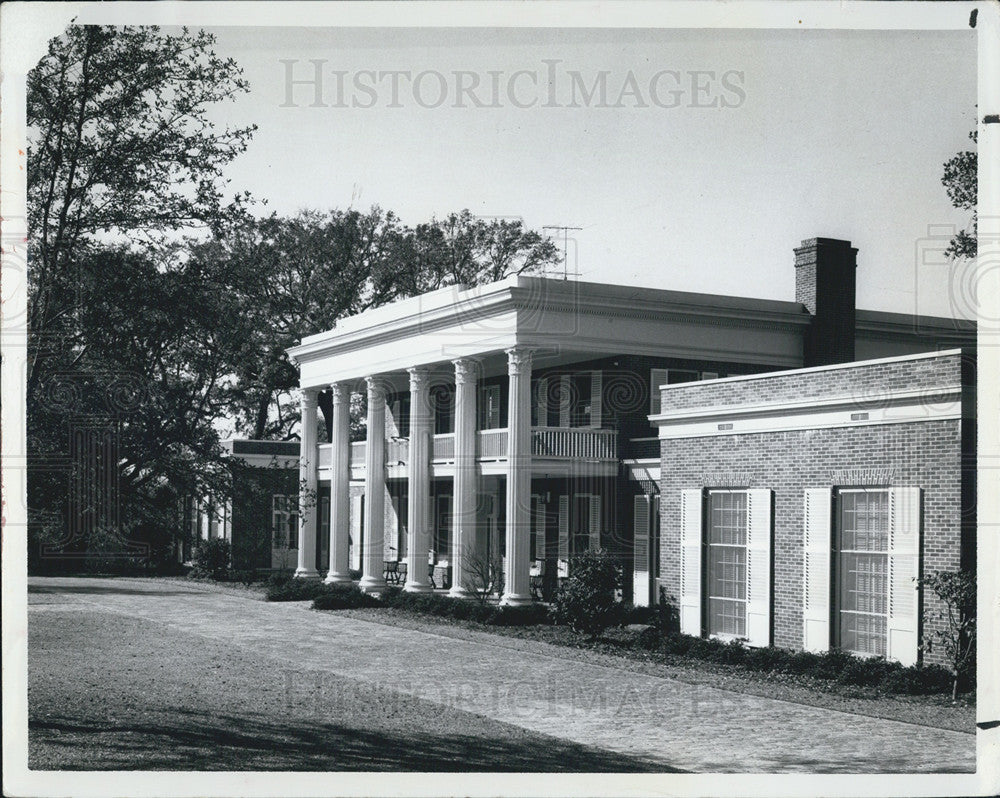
[654,390,961,440]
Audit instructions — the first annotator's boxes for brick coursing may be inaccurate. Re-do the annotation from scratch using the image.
[660,351,964,412]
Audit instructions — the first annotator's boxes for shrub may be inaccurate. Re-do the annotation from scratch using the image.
[312,584,381,610]
[229,569,258,586]
[268,570,293,588]
[488,603,551,627]
[267,578,329,602]
[191,538,231,580]
[551,548,621,639]
[618,602,657,626]
[919,570,977,700]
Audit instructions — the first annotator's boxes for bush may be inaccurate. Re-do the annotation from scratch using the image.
[618,602,657,626]
[488,603,551,627]
[551,548,621,639]
[312,584,381,610]
[376,586,549,626]
[191,538,231,580]
[266,578,329,602]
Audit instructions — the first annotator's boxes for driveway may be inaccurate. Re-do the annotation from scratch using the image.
[27,576,975,773]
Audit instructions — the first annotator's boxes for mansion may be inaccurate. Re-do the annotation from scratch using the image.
[205,237,974,667]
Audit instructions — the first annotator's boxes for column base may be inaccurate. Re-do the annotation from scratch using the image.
[359,576,388,593]
[293,569,321,579]
[500,593,534,607]
[448,585,474,600]
[403,582,432,593]
[324,572,353,584]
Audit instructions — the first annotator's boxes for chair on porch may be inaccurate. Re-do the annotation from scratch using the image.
[383,560,402,585]
[529,559,545,600]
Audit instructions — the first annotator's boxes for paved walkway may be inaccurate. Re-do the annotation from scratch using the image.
[28,577,975,773]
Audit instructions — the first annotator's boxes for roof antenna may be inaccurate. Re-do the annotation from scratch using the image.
[542,225,582,280]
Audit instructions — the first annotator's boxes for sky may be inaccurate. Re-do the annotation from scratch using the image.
[188,25,976,319]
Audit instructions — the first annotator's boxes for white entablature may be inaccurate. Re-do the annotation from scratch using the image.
[286,275,811,387]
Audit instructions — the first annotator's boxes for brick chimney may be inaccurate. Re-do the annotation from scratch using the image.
[794,237,858,367]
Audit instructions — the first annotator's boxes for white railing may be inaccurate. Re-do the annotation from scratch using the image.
[477,428,509,459]
[433,433,456,461]
[387,438,408,465]
[532,427,618,460]
[318,443,332,468]
[349,441,366,468]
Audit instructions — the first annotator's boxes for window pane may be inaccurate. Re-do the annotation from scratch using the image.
[837,490,889,657]
[706,491,747,637]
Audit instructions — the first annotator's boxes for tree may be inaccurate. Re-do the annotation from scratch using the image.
[26,23,256,393]
[26,24,256,568]
[919,570,976,701]
[552,548,621,639]
[942,130,977,260]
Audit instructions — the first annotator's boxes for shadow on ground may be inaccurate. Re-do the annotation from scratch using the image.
[30,709,678,772]
[28,583,209,598]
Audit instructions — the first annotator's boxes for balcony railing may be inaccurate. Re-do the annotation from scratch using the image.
[335,427,617,471]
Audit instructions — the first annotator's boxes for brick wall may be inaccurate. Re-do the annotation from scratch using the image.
[660,351,964,412]
[658,420,966,667]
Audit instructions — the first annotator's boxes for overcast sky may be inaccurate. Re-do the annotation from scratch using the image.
[198,25,977,319]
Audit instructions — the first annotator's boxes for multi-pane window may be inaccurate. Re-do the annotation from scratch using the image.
[480,384,501,429]
[272,495,299,549]
[836,489,889,657]
[706,490,748,638]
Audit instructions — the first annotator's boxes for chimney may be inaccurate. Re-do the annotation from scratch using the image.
[794,237,858,367]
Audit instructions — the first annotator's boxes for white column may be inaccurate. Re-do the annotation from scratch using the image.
[360,375,388,593]
[294,387,320,578]
[449,358,479,598]
[502,347,533,606]
[324,381,353,584]
[404,367,433,592]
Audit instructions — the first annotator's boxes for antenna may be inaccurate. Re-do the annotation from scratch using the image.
[542,225,582,280]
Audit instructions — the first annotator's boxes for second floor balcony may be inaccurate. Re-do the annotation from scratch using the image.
[318,426,618,479]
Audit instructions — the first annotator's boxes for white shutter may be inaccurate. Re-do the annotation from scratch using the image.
[650,369,669,416]
[887,487,921,666]
[803,488,832,653]
[559,376,570,427]
[590,371,602,428]
[558,494,569,576]
[633,495,652,607]
[588,495,601,550]
[745,489,773,648]
[679,489,703,636]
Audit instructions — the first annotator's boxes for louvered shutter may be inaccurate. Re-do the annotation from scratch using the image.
[558,494,569,576]
[887,487,921,666]
[537,377,548,428]
[650,369,669,416]
[633,495,652,607]
[803,488,832,653]
[590,371,602,427]
[679,489,703,636]
[745,489,773,647]
[589,495,601,551]
[559,376,570,427]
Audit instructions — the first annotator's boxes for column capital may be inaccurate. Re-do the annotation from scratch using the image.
[300,387,320,408]
[452,357,481,385]
[329,381,351,404]
[407,366,431,388]
[505,347,533,376]
[364,374,392,397]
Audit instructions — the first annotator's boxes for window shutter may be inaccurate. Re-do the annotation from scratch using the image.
[650,369,669,416]
[537,377,548,427]
[679,489,703,636]
[887,487,921,666]
[745,489,773,648]
[558,494,569,575]
[590,371,602,428]
[588,495,601,550]
[803,488,832,653]
[559,376,570,427]
[633,495,652,607]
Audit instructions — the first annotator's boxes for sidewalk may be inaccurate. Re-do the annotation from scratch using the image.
[27,576,976,773]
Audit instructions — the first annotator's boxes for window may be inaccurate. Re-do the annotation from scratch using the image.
[480,384,501,429]
[835,489,889,657]
[318,496,330,567]
[569,373,592,427]
[680,488,772,647]
[272,495,299,549]
[706,491,748,638]
[433,385,455,435]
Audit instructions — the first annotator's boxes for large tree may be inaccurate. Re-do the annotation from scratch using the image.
[26,24,256,567]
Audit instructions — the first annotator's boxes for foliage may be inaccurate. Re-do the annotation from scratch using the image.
[919,570,977,700]
[265,577,330,602]
[462,550,504,605]
[551,548,621,639]
[191,538,231,580]
[311,584,381,610]
[377,586,550,626]
[941,130,977,260]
